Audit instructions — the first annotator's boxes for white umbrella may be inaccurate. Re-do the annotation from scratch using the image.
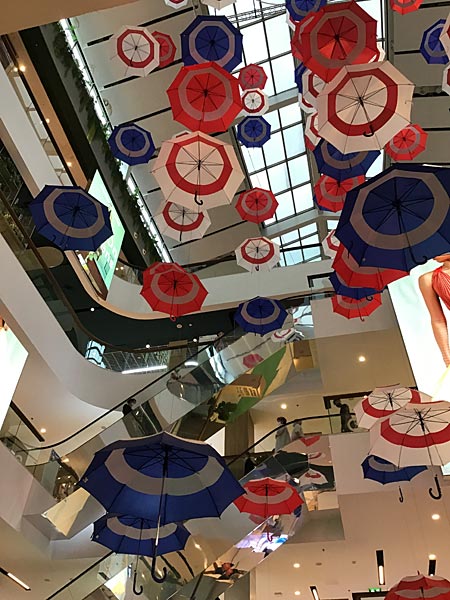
[153,202,211,243]
[111,26,160,77]
[235,237,280,273]
[355,386,431,429]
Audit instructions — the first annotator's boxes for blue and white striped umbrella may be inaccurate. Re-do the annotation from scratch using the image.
[235,296,287,335]
[286,0,327,22]
[362,455,427,485]
[420,19,449,64]
[108,124,155,165]
[330,271,378,300]
[313,140,380,180]
[237,116,271,148]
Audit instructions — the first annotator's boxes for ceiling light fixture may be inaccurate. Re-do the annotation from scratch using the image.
[67,161,72,167]
[358,355,366,363]
[310,586,320,600]
[431,514,440,521]
[0,567,31,591]
[428,557,437,576]
[185,361,199,367]
[121,365,168,375]
[293,563,300,569]
[281,403,287,410]
[295,592,301,596]
[40,428,46,434]
[376,550,385,586]
[19,65,26,72]
[90,307,95,312]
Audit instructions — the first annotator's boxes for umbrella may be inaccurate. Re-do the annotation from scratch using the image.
[111,26,160,77]
[313,140,380,180]
[271,328,303,344]
[237,116,271,148]
[294,63,308,93]
[443,64,450,95]
[286,0,326,23]
[291,13,317,60]
[299,2,378,82]
[440,14,450,59]
[332,244,408,291]
[234,477,303,518]
[304,112,321,150]
[201,0,237,8]
[362,455,427,495]
[235,296,287,335]
[243,353,264,369]
[29,185,113,251]
[80,432,244,582]
[330,271,378,300]
[322,229,340,259]
[235,188,278,224]
[355,386,430,430]
[140,262,208,319]
[332,293,382,320]
[153,202,211,242]
[384,124,428,161]
[239,64,268,90]
[236,236,280,272]
[108,124,155,165]
[241,89,269,116]
[301,70,326,112]
[420,19,448,64]
[386,576,450,600]
[390,0,422,13]
[317,62,414,153]
[181,15,243,73]
[152,31,176,68]
[167,62,242,134]
[152,131,244,209]
[299,468,328,489]
[335,164,450,271]
[314,174,365,213]
[165,0,189,8]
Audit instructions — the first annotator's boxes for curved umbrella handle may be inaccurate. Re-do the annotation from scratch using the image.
[151,556,168,583]
[194,192,204,206]
[133,570,144,596]
[398,486,404,503]
[363,125,375,138]
[429,474,442,500]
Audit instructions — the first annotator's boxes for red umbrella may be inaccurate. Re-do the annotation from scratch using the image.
[305,112,321,150]
[299,2,378,82]
[390,0,422,14]
[167,62,242,134]
[386,576,450,600]
[140,262,208,319]
[291,13,317,60]
[152,31,176,68]
[332,293,382,320]
[238,64,268,90]
[315,175,365,212]
[234,477,303,518]
[384,124,428,161]
[236,188,278,224]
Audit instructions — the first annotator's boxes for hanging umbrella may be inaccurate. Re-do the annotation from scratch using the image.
[181,15,243,73]
[317,62,414,153]
[165,0,189,8]
[335,164,450,272]
[234,477,303,518]
[167,62,242,134]
[384,124,428,161]
[111,26,160,77]
[362,455,427,502]
[152,131,244,209]
[108,124,155,165]
[140,262,208,318]
[313,140,380,180]
[443,64,450,95]
[440,14,450,59]
[420,19,448,64]
[299,2,378,82]
[314,175,365,213]
[291,13,317,60]
[386,576,450,600]
[239,64,268,90]
[304,112,321,150]
[152,31,176,68]
[330,271,378,300]
[332,293,382,320]
[235,296,287,335]
[355,386,430,430]
[201,0,237,8]
[301,70,326,112]
[237,116,271,148]
[286,0,326,23]
[299,468,328,489]
[322,229,340,259]
[294,63,308,94]
[29,185,113,251]
[235,236,280,272]
[390,0,422,13]
[271,328,303,344]
[235,188,278,224]
[299,91,316,113]
[332,245,408,292]
[241,89,269,116]
[153,202,211,242]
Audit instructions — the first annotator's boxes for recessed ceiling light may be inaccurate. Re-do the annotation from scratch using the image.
[358,355,366,363]
[0,567,31,591]
[90,307,95,312]
[281,403,287,410]
[295,592,301,596]
[67,161,72,167]
[40,428,46,434]
[19,65,26,72]
[293,563,300,569]
[432,514,440,520]
[61,457,70,463]
[145,344,150,349]
[429,554,437,560]
[45,118,50,124]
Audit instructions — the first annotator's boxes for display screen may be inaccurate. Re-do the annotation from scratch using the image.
[0,326,28,428]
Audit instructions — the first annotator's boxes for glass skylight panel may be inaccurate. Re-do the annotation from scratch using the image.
[265,15,292,56]
[283,124,305,158]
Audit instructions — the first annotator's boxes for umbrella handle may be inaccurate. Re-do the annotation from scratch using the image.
[133,570,144,595]
[429,474,442,500]
[363,125,375,137]
[151,556,168,583]
[398,486,404,503]
[194,192,204,206]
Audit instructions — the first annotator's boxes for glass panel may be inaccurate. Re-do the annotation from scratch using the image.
[242,146,265,173]
[293,184,314,212]
[275,191,295,220]
[288,155,310,187]
[283,124,306,158]
[265,15,292,56]
[279,103,302,128]
[262,132,285,167]
[242,22,268,64]
[267,163,290,194]
[271,53,296,94]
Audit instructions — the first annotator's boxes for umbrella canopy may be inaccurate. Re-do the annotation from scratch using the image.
[291,13,319,60]
[355,386,428,429]
[239,64,268,90]
[108,124,155,165]
[313,140,380,180]
[165,0,189,8]
[93,515,190,557]
[384,124,428,161]
[294,63,308,93]
[235,296,287,335]
[443,64,450,95]
[305,112,321,150]
[314,175,365,213]
[111,26,160,77]
[330,271,378,300]
[153,202,211,242]
[152,31,176,68]
[167,62,241,134]
[235,188,278,224]
[181,15,243,73]
[440,14,450,59]
[332,293,382,319]
[241,89,269,116]
[140,262,208,318]
[386,576,450,600]
[299,2,378,82]
[271,328,303,344]
[237,116,271,148]
[335,164,450,271]
[322,229,340,259]
[299,468,328,489]
[390,0,422,13]
[29,185,113,251]
[152,131,244,209]
[420,19,448,64]
[236,236,280,272]
[317,62,414,153]
[286,0,326,22]
[201,0,237,8]
[362,455,427,485]
[234,477,303,517]
[301,70,326,112]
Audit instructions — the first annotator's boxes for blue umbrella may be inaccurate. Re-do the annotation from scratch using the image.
[335,164,450,271]
[294,63,307,94]
[29,185,113,251]
[237,117,271,148]
[181,16,243,72]
[235,296,287,335]
[362,455,427,502]
[313,140,380,181]
[108,124,155,165]
[330,272,378,300]
[286,0,327,22]
[420,19,449,64]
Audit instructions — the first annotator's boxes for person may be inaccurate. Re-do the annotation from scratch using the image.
[291,419,304,440]
[275,416,291,451]
[122,398,136,417]
[244,453,255,475]
[333,399,352,433]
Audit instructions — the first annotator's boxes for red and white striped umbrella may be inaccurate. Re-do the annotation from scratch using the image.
[317,62,414,153]
[154,202,211,242]
[299,468,328,488]
[302,70,326,112]
[152,31,176,68]
[443,64,450,96]
[111,26,160,77]
[238,64,268,90]
[234,477,303,518]
[386,576,450,600]
[152,131,244,210]
[440,14,450,59]
[165,0,189,8]
[315,175,364,212]
[291,13,317,60]
[236,236,280,272]
[241,89,269,116]
[235,188,278,223]
[322,229,340,259]
[355,386,430,429]
[305,112,321,150]
[299,91,315,114]
[385,124,428,161]
[332,293,382,319]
